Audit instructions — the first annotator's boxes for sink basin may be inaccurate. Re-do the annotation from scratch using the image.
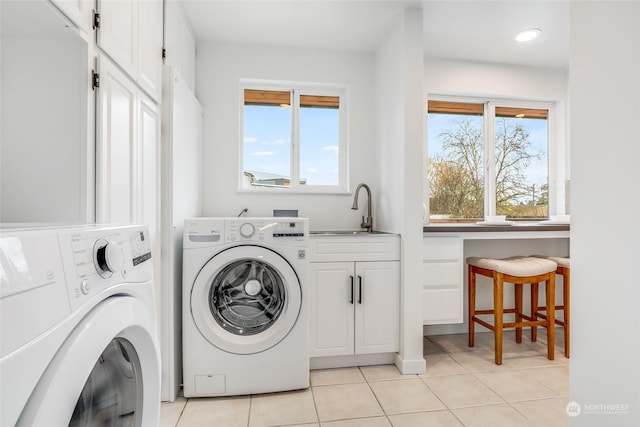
[310,230,393,236]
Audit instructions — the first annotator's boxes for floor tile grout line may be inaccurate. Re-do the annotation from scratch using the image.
[308,383,321,426]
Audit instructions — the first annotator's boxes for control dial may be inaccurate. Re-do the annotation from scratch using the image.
[239,223,255,238]
[93,238,123,278]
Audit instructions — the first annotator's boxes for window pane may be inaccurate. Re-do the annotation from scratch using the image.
[494,107,548,219]
[299,95,340,186]
[243,90,291,188]
[427,102,484,222]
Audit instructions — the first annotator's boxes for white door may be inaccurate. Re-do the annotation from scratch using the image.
[96,56,137,224]
[50,0,92,32]
[190,246,302,355]
[137,0,163,101]
[309,262,354,357]
[354,261,400,354]
[96,0,138,78]
[137,95,161,328]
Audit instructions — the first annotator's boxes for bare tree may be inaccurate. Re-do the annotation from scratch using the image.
[429,117,543,219]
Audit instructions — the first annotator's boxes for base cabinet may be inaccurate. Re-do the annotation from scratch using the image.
[422,236,464,325]
[310,258,400,357]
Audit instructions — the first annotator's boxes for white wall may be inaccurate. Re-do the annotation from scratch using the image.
[424,58,570,214]
[195,42,377,231]
[375,8,426,374]
[1,37,87,223]
[570,2,640,425]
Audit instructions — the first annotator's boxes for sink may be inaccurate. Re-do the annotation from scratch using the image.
[310,230,393,236]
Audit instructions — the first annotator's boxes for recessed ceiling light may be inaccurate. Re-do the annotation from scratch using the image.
[516,28,542,42]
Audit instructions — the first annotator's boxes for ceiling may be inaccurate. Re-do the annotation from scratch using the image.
[179,0,569,70]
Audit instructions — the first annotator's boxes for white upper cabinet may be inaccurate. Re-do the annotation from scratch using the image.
[95,55,161,226]
[96,0,162,102]
[95,56,137,223]
[137,0,163,100]
[50,0,92,33]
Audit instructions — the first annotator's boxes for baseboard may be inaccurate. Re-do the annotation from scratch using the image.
[310,353,395,370]
[393,353,426,374]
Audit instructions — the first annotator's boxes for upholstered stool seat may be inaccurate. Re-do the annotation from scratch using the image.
[531,256,571,357]
[467,256,557,365]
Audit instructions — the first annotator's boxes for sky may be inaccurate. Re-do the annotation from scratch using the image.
[243,105,339,186]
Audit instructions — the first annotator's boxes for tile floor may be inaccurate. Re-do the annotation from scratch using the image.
[161,331,569,427]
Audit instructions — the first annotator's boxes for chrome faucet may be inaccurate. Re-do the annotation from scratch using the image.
[351,183,373,232]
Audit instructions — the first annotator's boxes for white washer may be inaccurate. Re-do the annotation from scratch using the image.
[0,224,160,426]
[182,217,309,397]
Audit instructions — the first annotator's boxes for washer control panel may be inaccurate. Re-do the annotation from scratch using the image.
[58,225,152,310]
[225,218,308,244]
[184,217,309,247]
[272,221,305,237]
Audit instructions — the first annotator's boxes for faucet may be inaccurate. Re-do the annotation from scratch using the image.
[351,183,373,232]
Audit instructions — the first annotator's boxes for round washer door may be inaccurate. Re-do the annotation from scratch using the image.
[17,296,160,427]
[191,245,301,355]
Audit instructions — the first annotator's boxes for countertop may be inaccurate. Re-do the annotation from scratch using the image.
[423,223,570,233]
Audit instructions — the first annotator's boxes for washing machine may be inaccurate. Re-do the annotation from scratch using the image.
[0,224,160,426]
[182,217,309,397]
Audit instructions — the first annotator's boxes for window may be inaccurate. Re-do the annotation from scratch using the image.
[427,98,551,222]
[241,83,347,192]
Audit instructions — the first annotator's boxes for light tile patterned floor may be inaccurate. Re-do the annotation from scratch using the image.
[161,331,569,427]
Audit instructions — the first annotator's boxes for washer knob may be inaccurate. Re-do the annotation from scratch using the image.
[239,223,255,238]
[94,239,123,278]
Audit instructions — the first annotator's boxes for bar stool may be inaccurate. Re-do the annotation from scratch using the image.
[467,256,557,365]
[531,256,570,358]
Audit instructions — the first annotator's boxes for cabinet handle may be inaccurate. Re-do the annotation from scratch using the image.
[349,276,354,304]
[358,275,363,304]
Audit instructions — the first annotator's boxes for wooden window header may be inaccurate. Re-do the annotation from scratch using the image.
[244,89,290,106]
[428,100,547,119]
[428,100,483,116]
[495,106,548,119]
[244,89,339,108]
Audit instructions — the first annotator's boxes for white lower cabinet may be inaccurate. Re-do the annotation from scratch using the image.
[422,236,464,325]
[309,235,400,358]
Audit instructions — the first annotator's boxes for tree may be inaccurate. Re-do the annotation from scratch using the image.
[428,119,484,218]
[429,117,544,219]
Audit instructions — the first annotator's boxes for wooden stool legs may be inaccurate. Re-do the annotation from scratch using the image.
[531,265,570,358]
[468,263,555,365]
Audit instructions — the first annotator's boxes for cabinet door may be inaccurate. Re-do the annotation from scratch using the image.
[96,56,137,223]
[97,0,138,78]
[137,95,161,314]
[137,0,163,101]
[354,261,400,354]
[309,262,354,357]
[50,0,92,32]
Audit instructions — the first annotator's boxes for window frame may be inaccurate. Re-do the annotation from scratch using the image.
[239,80,349,194]
[425,95,563,223]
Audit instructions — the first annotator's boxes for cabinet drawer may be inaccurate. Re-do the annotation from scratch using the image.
[423,288,463,324]
[309,235,400,262]
[423,236,462,261]
[422,262,462,287]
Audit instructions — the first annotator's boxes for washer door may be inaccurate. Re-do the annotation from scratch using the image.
[17,296,160,427]
[191,245,301,354]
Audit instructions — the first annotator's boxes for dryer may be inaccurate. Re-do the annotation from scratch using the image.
[0,224,160,426]
[182,217,309,397]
